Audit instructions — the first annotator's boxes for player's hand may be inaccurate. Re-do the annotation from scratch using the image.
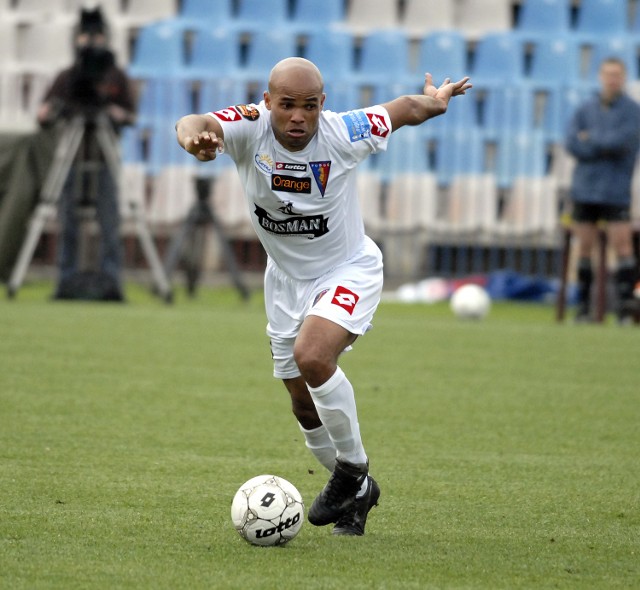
[423,73,472,105]
[184,131,224,161]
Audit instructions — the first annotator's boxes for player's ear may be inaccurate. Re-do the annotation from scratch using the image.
[320,93,326,109]
[264,91,271,110]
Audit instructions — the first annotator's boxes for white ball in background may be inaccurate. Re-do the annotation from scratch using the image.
[450,284,491,320]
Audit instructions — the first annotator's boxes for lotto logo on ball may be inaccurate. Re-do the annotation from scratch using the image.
[230,475,304,546]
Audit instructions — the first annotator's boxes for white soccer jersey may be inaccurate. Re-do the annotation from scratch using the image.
[207,101,392,280]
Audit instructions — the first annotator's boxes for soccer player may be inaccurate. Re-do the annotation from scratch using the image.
[566,57,640,323]
[176,58,471,535]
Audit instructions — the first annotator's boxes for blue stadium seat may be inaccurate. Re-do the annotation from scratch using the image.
[128,22,186,79]
[303,29,355,83]
[186,26,242,80]
[238,29,299,102]
[470,32,525,87]
[322,79,361,112]
[574,0,628,35]
[178,0,233,28]
[515,0,571,37]
[481,87,536,140]
[435,128,487,186]
[376,125,430,181]
[355,29,412,85]
[135,79,192,129]
[414,30,468,88]
[422,91,478,140]
[291,0,345,33]
[526,37,580,87]
[232,0,288,34]
[496,131,548,188]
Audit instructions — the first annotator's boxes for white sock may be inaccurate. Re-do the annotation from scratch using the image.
[306,367,368,466]
[298,423,336,472]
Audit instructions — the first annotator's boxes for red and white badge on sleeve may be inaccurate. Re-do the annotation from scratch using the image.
[331,286,360,315]
[366,112,390,138]
[213,107,241,122]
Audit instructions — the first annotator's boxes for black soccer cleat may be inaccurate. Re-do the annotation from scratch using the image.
[308,459,368,527]
[332,475,380,536]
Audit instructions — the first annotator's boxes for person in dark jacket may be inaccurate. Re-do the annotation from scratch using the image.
[37,7,135,300]
[566,57,640,323]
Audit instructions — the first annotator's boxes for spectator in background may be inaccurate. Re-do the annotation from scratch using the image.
[37,7,135,301]
[566,57,640,323]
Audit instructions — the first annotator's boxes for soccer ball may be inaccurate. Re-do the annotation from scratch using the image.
[230,475,304,546]
[450,284,491,319]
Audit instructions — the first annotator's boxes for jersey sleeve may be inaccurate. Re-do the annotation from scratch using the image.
[324,105,393,166]
[205,103,265,161]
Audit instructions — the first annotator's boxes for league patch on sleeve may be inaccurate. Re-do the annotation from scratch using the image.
[341,110,372,142]
[213,107,241,122]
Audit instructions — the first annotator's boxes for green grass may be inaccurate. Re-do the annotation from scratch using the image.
[1,280,638,589]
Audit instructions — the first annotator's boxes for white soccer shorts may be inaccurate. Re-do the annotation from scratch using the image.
[265,236,383,379]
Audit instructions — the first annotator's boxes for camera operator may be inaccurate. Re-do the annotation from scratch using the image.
[37,7,135,301]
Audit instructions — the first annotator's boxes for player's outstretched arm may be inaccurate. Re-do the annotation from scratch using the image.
[176,114,225,162]
[382,73,472,132]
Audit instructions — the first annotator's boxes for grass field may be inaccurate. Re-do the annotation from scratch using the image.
[1,280,638,589]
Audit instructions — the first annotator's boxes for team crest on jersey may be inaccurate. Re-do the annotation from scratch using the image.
[236,104,260,120]
[366,113,390,138]
[213,107,241,122]
[255,153,274,174]
[342,110,371,142]
[331,286,360,315]
[309,161,331,196]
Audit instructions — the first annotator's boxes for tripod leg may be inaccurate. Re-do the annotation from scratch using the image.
[7,204,55,298]
[6,118,85,298]
[129,202,173,303]
[208,212,251,300]
[163,207,200,280]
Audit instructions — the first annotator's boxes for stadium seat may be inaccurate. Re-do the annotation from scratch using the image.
[470,32,526,87]
[401,0,456,38]
[514,0,571,38]
[129,22,187,80]
[345,0,399,33]
[186,26,242,80]
[232,0,288,34]
[574,0,628,36]
[525,37,580,87]
[7,0,68,23]
[120,0,177,28]
[414,30,468,88]
[239,29,299,102]
[375,125,429,182]
[495,131,548,189]
[291,0,345,33]
[481,86,537,140]
[303,29,355,83]
[322,79,361,113]
[421,92,478,140]
[434,128,486,187]
[499,175,559,239]
[456,0,512,37]
[177,0,232,29]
